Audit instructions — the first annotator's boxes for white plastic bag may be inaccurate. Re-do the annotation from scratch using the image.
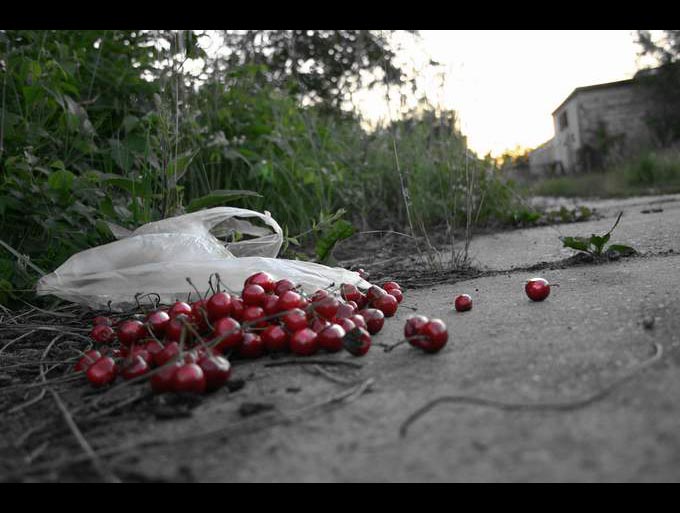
[36,207,370,311]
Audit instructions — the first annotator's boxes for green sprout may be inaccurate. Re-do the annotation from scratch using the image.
[560,212,636,258]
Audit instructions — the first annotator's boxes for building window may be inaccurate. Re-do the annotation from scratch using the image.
[558,111,569,131]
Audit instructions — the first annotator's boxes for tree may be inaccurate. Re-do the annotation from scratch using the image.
[636,30,680,145]
[218,30,418,111]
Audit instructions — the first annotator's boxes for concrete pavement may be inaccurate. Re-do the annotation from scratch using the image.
[109,194,680,482]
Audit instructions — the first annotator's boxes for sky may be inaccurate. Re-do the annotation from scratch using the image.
[355,30,656,158]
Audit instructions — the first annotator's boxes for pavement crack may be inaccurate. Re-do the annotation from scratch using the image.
[399,342,664,438]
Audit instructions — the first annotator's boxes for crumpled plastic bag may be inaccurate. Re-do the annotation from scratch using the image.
[36,207,370,311]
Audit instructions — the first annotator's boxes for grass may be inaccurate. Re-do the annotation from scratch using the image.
[528,148,680,198]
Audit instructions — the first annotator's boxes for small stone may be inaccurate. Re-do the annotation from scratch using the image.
[642,316,655,330]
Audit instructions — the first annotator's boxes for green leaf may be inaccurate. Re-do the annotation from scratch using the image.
[122,115,140,134]
[22,85,43,106]
[97,173,140,194]
[589,233,611,256]
[186,190,262,213]
[560,236,592,253]
[109,139,134,172]
[167,151,199,186]
[605,244,637,257]
[315,219,355,264]
[47,169,75,192]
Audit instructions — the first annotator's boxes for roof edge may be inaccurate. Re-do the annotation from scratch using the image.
[551,78,636,116]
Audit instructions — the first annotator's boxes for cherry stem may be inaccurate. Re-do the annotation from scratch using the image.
[144,323,165,347]
[179,319,210,352]
[382,336,427,353]
[185,277,206,302]
[214,273,238,296]
[381,339,408,353]
[207,273,217,295]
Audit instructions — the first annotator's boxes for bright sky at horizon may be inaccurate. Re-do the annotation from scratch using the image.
[355,30,654,158]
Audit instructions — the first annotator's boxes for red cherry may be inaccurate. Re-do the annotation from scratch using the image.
[343,327,371,356]
[190,300,210,332]
[310,289,329,302]
[358,308,385,334]
[289,328,319,356]
[92,316,113,327]
[274,279,296,296]
[206,292,232,321]
[334,303,355,320]
[238,333,265,358]
[340,283,362,303]
[164,315,193,344]
[144,339,165,361]
[454,294,473,312]
[336,318,357,333]
[212,317,244,352]
[154,341,180,367]
[310,317,331,333]
[150,361,181,393]
[245,272,276,293]
[173,363,206,394]
[198,354,232,391]
[121,355,150,380]
[231,297,245,322]
[86,356,118,387]
[182,350,200,364]
[169,301,192,318]
[277,290,304,312]
[282,308,309,332]
[109,348,125,359]
[382,281,401,292]
[129,345,152,365]
[117,320,147,347]
[74,350,102,372]
[349,314,368,331]
[90,324,115,345]
[404,315,430,344]
[355,292,368,310]
[261,324,289,352]
[145,310,170,337]
[418,319,449,353]
[373,294,399,317]
[318,324,346,352]
[242,284,267,307]
[313,296,340,320]
[387,289,404,304]
[263,294,280,316]
[366,285,388,303]
[242,306,268,328]
[526,278,551,302]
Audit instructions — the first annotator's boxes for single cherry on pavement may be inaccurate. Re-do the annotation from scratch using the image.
[525,277,551,302]
[454,294,473,312]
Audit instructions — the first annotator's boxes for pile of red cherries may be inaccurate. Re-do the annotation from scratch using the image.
[74,272,450,395]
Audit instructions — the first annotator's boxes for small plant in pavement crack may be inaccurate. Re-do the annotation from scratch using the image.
[559,211,636,259]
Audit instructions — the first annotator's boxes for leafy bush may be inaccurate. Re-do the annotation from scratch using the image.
[0,30,528,305]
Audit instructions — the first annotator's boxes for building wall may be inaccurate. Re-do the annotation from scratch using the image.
[576,85,654,160]
[552,99,581,173]
[551,84,655,173]
[527,138,555,176]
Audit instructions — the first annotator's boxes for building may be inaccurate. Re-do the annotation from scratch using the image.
[528,75,655,175]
